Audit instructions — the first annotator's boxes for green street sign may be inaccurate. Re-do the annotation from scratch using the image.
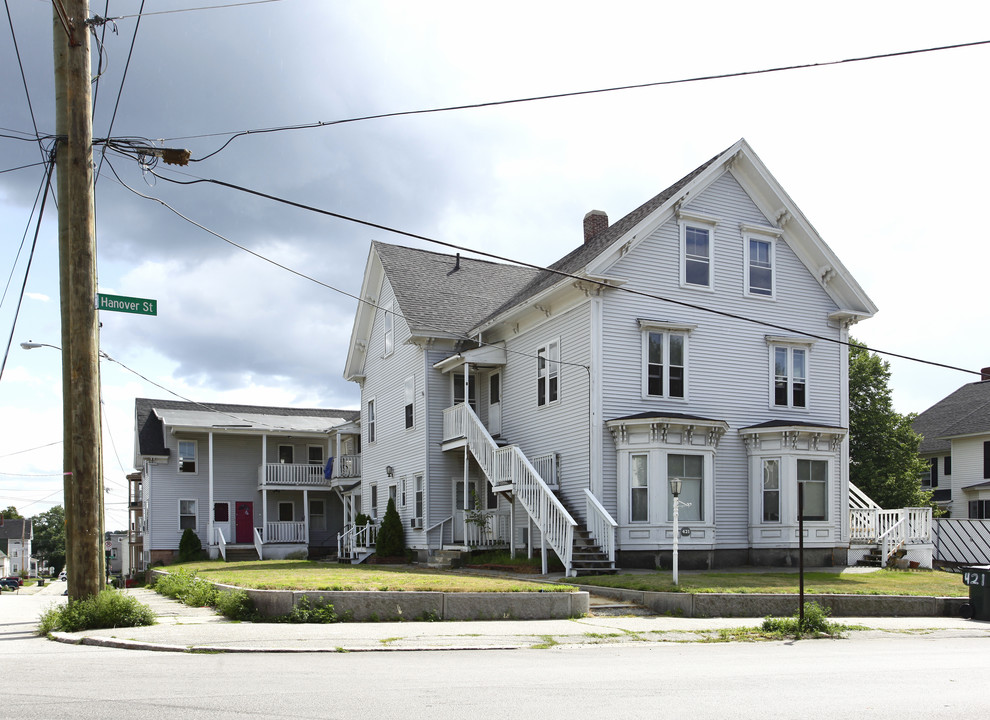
[96,293,157,316]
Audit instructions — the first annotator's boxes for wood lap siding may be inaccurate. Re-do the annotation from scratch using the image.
[598,170,846,547]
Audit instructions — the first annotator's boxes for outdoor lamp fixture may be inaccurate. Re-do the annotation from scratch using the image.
[385,465,394,477]
[669,477,683,586]
[20,341,61,351]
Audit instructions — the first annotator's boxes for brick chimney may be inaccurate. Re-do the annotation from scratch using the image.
[982,366,990,381]
[583,210,608,244]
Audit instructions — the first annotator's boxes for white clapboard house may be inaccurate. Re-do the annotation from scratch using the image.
[337,139,926,574]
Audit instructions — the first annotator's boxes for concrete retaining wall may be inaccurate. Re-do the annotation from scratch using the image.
[577,584,966,618]
[149,571,588,621]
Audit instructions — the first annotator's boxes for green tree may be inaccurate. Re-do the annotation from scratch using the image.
[848,340,931,508]
[178,528,203,562]
[374,498,405,558]
[32,505,66,573]
[2,505,24,520]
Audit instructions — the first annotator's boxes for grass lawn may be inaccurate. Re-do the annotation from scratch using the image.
[577,568,968,596]
[171,560,574,593]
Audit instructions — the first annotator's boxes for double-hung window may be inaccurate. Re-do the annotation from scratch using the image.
[742,225,780,298]
[797,459,828,521]
[762,459,780,522]
[179,499,197,530]
[630,454,649,522]
[537,340,560,407]
[414,475,424,523]
[769,338,811,409]
[367,398,376,443]
[678,213,718,289]
[178,440,197,473]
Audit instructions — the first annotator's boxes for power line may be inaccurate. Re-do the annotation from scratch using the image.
[0,160,49,175]
[90,0,285,23]
[0,441,62,459]
[134,161,982,379]
[3,0,48,165]
[165,38,990,162]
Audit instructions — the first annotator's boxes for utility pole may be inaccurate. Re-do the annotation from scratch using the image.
[52,0,104,600]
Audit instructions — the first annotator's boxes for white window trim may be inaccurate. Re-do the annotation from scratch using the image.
[797,458,829,522]
[277,444,294,464]
[743,228,778,300]
[537,337,561,408]
[307,445,325,465]
[178,498,197,532]
[761,458,781,524]
[177,439,198,475]
[370,483,378,521]
[678,213,718,291]
[629,453,649,524]
[366,396,377,444]
[639,321,694,401]
[767,339,813,410]
[213,501,231,524]
[277,500,294,522]
[382,301,394,358]
[414,473,424,524]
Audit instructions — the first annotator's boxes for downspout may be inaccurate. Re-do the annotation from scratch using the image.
[463,361,471,545]
[261,434,268,543]
[208,431,215,551]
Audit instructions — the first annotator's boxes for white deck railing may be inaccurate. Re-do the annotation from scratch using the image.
[531,452,559,488]
[259,463,331,487]
[465,512,512,548]
[216,527,227,560]
[265,521,306,543]
[253,526,264,561]
[337,522,379,561]
[444,403,578,576]
[332,454,361,479]
[585,488,617,564]
[849,506,932,565]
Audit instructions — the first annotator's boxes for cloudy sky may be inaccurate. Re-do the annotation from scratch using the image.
[2,0,988,529]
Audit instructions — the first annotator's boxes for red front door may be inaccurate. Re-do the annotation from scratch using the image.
[235,502,254,544]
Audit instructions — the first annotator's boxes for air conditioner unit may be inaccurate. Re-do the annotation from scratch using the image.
[410,518,423,530]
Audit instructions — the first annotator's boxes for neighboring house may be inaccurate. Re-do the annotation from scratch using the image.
[0,549,10,577]
[134,398,358,564]
[125,471,144,577]
[105,531,127,575]
[342,139,882,574]
[913,371,990,518]
[0,519,33,575]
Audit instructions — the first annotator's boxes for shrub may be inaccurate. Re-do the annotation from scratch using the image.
[178,529,203,562]
[213,589,256,621]
[375,498,405,558]
[761,601,839,638]
[354,512,372,527]
[37,589,156,634]
[281,596,340,623]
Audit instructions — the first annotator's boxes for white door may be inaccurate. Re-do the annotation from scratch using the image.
[487,372,502,437]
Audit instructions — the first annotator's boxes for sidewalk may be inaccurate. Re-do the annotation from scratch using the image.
[50,586,990,653]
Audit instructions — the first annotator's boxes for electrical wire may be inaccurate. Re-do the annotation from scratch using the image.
[90,0,284,23]
[167,39,990,162]
[3,0,48,165]
[0,441,62,459]
[0,157,54,385]
[0,160,49,175]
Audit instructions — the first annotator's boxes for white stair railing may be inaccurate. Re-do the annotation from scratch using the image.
[216,527,227,561]
[454,403,577,576]
[253,527,264,561]
[848,481,881,509]
[584,489,617,564]
[877,512,905,566]
[337,523,379,561]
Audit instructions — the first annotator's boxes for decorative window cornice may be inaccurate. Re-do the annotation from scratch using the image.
[638,318,698,333]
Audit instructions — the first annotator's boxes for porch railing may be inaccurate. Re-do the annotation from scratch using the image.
[465,512,511,548]
[259,463,331,487]
[532,452,559,488]
[332,455,361,479]
[849,506,932,565]
[337,522,379,561]
[426,515,453,553]
[253,526,264,561]
[585,488,617,564]
[445,403,577,576]
[265,521,306,543]
[216,527,227,561]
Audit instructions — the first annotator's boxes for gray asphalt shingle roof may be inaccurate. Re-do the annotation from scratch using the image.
[912,380,990,454]
[374,242,540,337]
[375,149,725,336]
[135,398,359,458]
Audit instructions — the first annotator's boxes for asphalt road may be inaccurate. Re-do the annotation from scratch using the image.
[3,581,989,719]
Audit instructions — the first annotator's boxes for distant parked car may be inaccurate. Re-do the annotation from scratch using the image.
[0,578,20,591]
[3,576,23,587]
[58,570,67,582]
